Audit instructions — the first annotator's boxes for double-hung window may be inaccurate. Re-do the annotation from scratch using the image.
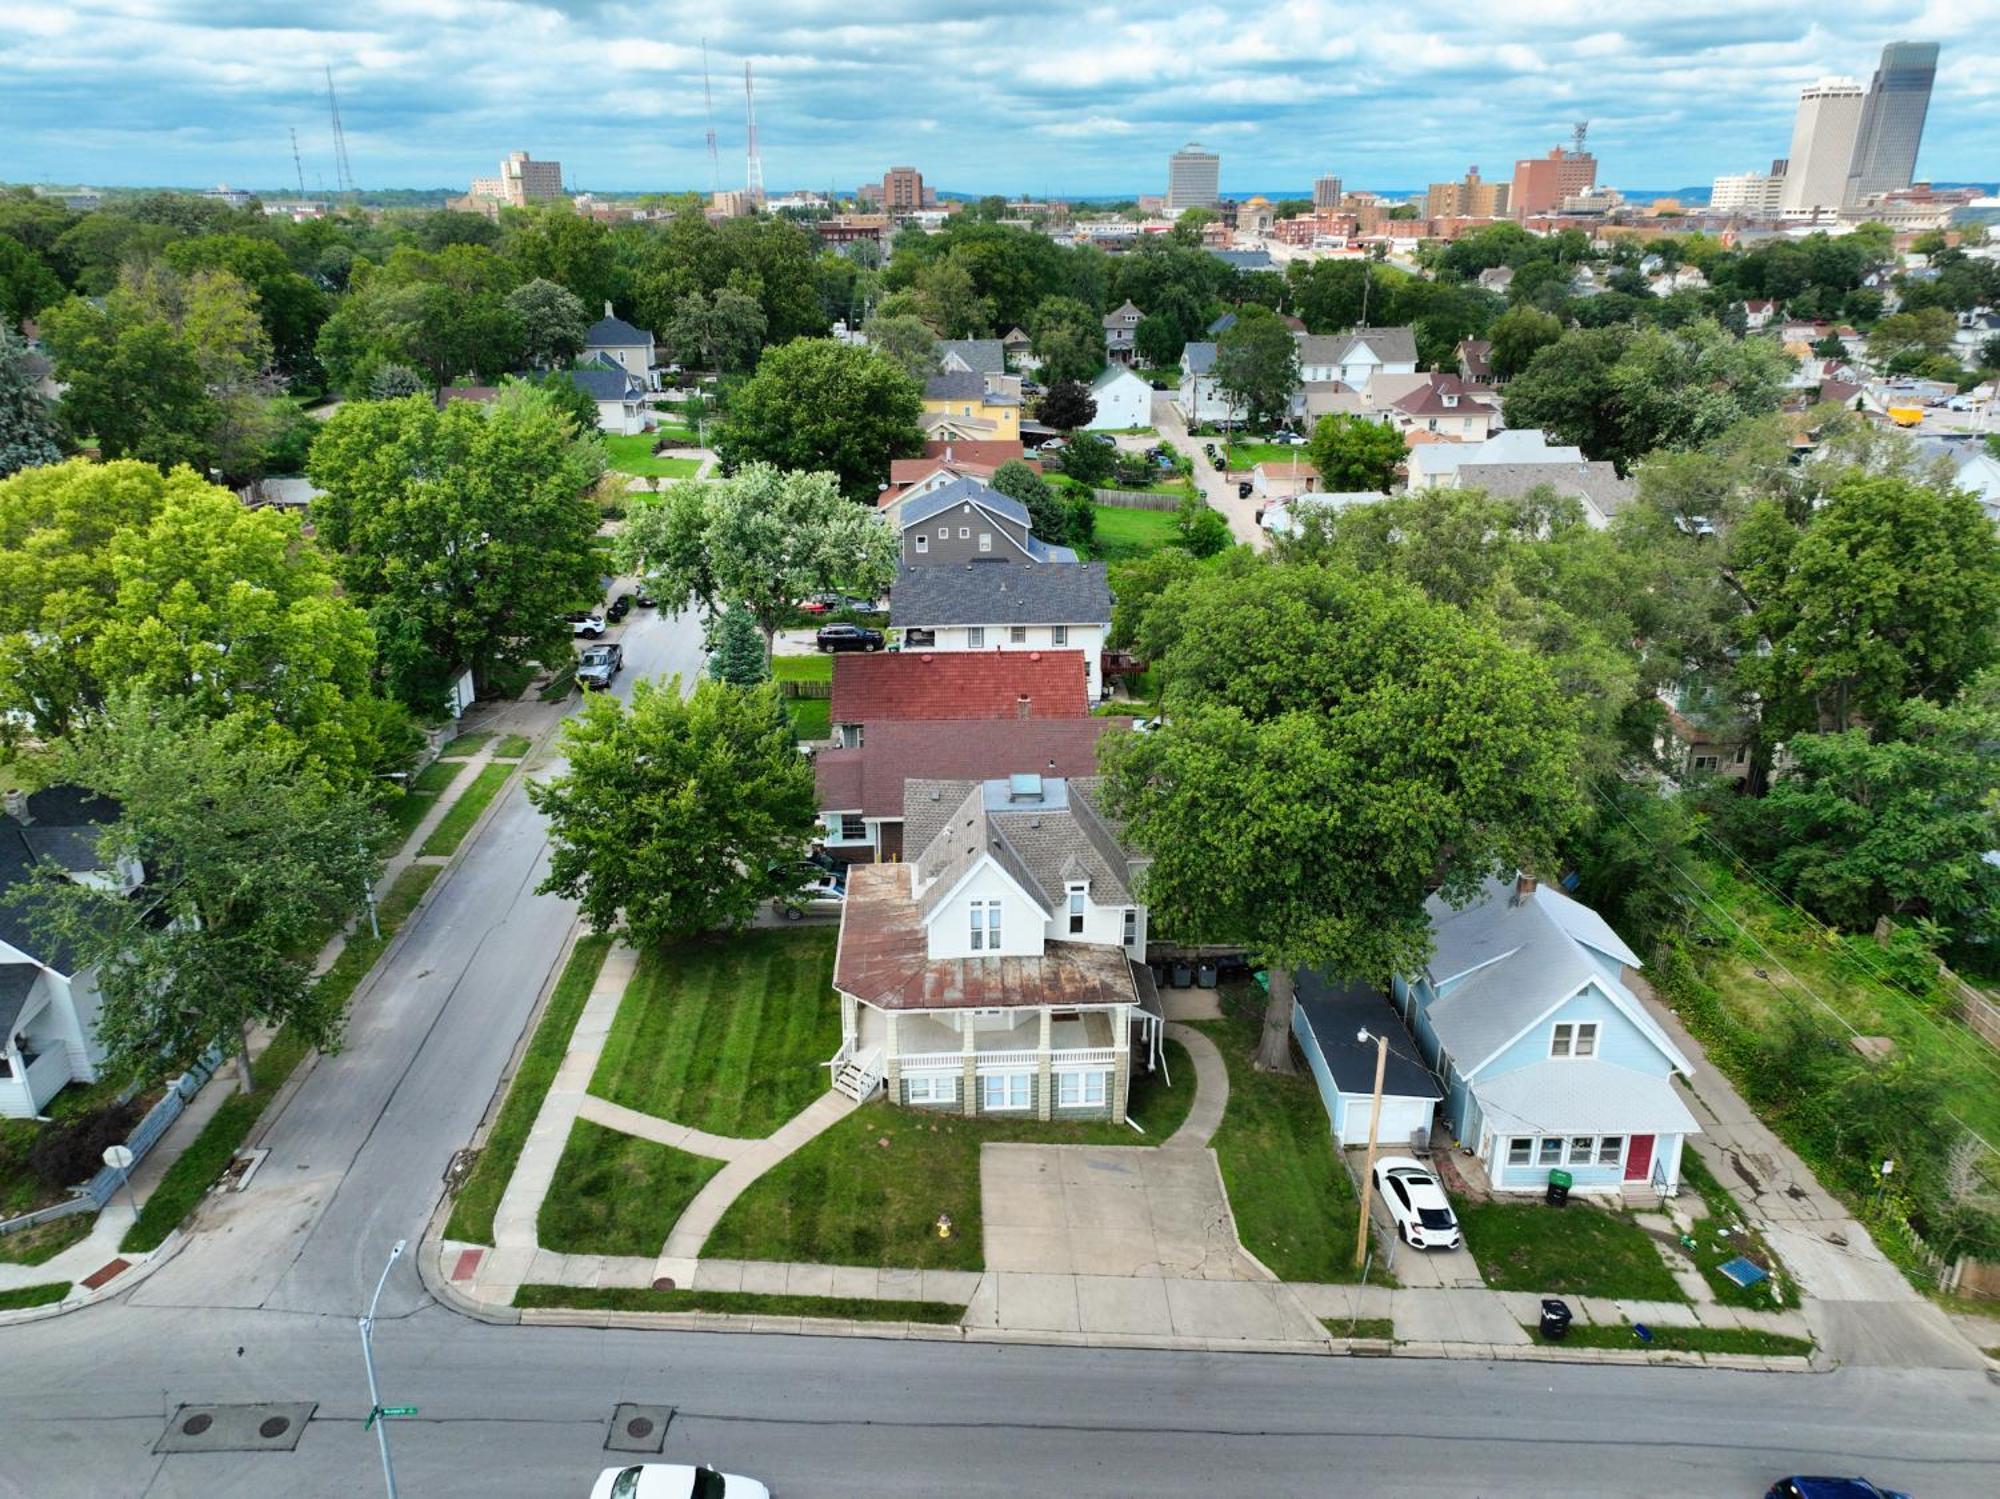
[1051,625,1068,646]
[982,1072,1030,1111]
[914,533,929,554]
[969,899,1002,951]
[1568,1136,1595,1164]
[1597,1136,1623,1165]
[1536,1138,1564,1166]
[1066,883,1086,935]
[967,627,985,648]
[1009,625,1027,644]
[1057,1071,1108,1108]
[1550,1021,1598,1059]
[1507,1137,1533,1167]
[1122,908,1137,947]
[839,813,866,841]
[979,533,993,553]
[906,1073,957,1105]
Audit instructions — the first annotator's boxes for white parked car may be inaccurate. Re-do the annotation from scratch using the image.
[1372,1156,1462,1250]
[591,1465,770,1499]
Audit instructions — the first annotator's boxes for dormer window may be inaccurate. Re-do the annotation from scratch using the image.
[1066,882,1086,935]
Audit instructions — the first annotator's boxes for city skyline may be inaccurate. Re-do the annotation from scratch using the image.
[2,3,1997,197]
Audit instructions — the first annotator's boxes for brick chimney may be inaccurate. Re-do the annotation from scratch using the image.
[1513,871,1537,902]
[1016,694,1032,720]
[3,788,28,824]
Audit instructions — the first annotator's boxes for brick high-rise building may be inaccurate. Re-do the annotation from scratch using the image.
[1511,144,1596,217]
[880,166,925,212]
[1312,173,1343,212]
[1426,166,1509,219]
[468,151,564,208]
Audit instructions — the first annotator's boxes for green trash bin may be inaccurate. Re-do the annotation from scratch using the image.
[1546,1168,1572,1207]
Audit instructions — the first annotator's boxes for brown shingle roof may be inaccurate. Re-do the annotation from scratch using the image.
[815,718,1127,818]
[829,650,1090,726]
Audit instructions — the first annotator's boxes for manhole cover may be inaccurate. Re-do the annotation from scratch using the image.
[605,1403,674,1454]
[155,1403,316,1455]
[652,1276,676,1291]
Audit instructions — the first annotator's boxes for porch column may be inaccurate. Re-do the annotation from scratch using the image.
[883,1011,900,1099]
[1111,1004,1131,1123]
[1036,1008,1053,1121]
[961,1014,977,1119]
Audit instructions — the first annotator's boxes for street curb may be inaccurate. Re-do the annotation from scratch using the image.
[0,1226,187,1328]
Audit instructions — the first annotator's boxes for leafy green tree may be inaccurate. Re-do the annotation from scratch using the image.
[1211,307,1299,432]
[706,604,770,686]
[1487,304,1564,381]
[910,251,994,337]
[1133,313,1184,368]
[1866,307,1955,364]
[22,691,384,1092]
[1174,490,1231,557]
[617,463,898,657]
[1724,697,1998,942]
[1053,430,1112,487]
[0,324,61,476]
[990,458,1071,545]
[308,388,604,712]
[1730,471,2000,737]
[860,312,942,382]
[1305,413,1403,492]
[0,232,66,325]
[163,234,329,381]
[505,277,590,370]
[717,338,923,502]
[528,677,819,945]
[1027,296,1104,386]
[365,361,428,399]
[505,207,616,311]
[1037,379,1096,433]
[1099,561,1580,1069]
[505,369,600,436]
[664,287,767,373]
[39,296,220,474]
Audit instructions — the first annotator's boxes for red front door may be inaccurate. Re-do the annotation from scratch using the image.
[1624,1134,1654,1182]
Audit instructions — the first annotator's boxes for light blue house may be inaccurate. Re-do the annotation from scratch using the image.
[1391,874,1700,1197]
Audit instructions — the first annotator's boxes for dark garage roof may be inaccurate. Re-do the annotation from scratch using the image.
[1294,971,1441,1101]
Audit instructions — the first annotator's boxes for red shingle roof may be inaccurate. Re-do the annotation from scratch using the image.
[815,717,1129,818]
[830,650,1090,725]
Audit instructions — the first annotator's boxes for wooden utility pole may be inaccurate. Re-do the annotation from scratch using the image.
[1352,1028,1390,1269]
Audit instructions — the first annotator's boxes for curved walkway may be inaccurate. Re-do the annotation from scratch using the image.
[1163,1022,1229,1149]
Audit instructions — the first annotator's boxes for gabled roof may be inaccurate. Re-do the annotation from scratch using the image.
[890,562,1112,627]
[1089,365,1149,392]
[1419,876,1689,1080]
[1,785,122,975]
[1393,374,1487,418]
[1181,341,1218,375]
[1295,972,1442,1101]
[565,355,644,402]
[1102,299,1143,327]
[1297,326,1419,367]
[937,338,1005,376]
[1207,312,1237,336]
[830,649,1090,725]
[1454,459,1635,518]
[905,776,1137,909]
[923,369,990,402]
[814,717,1128,819]
[584,312,651,348]
[899,475,1029,531]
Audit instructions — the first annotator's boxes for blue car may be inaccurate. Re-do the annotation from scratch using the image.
[1765,1480,1911,1499]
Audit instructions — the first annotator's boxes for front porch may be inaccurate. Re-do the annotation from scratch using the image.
[0,973,82,1119]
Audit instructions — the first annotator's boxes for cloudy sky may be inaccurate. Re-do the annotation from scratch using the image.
[3,1,1996,198]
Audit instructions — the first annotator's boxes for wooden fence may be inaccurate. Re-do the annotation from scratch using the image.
[779,679,831,700]
[1092,488,1181,511]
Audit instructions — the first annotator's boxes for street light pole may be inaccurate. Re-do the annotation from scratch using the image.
[1352,1028,1390,1270]
[359,1238,407,1499]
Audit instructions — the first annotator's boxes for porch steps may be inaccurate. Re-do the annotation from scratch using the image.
[832,1062,880,1102]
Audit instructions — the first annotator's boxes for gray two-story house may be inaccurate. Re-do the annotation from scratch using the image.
[898,477,1077,567]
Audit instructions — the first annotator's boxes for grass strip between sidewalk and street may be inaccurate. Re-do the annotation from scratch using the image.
[445,934,613,1244]
[1460,1199,1685,1302]
[1321,1317,1396,1341]
[382,759,465,848]
[420,761,513,857]
[0,1281,72,1311]
[439,732,492,757]
[512,1283,965,1324]
[492,733,533,759]
[1522,1321,1813,1358]
[121,864,443,1255]
[536,1119,723,1257]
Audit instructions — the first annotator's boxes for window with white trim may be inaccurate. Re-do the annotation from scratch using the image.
[1057,1071,1108,1108]
[937,526,949,539]
[1051,625,1068,645]
[969,899,1002,951]
[1568,1136,1594,1164]
[1507,1137,1533,1166]
[982,1072,1031,1111]
[1537,1137,1564,1166]
[979,533,993,553]
[1551,1021,1598,1059]
[1597,1136,1624,1165]
[914,533,929,553]
[1066,883,1086,935]
[1692,754,1720,772]
[1009,625,1026,644]
[839,813,865,840]
[967,627,985,648]
[1122,908,1137,946]
[959,527,971,539]
[906,1073,957,1105]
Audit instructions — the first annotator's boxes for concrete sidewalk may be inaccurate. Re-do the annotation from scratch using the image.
[655,1091,857,1273]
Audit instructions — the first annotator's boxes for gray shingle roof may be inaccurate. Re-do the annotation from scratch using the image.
[1454,460,1635,518]
[907,776,1136,913]
[890,562,1112,628]
[0,963,41,1035]
[1296,327,1418,367]
[1,785,121,975]
[565,358,643,402]
[1295,973,1443,1101]
[900,476,1029,531]
[937,339,1006,376]
[585,313,651,348]
[923,370,989,402]
[1181,342,1218,375]
[1210,248,1275,272]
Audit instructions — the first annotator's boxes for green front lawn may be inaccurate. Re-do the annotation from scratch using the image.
[0,1212,93,1266]
[381,759,465,849]
[1189,1005,1362,1283]
[786,698,830,742]
[1676,1150,1791,1309]
[447,935,613,1244]
[439,732,492,758]
[514,1283,965,1324]
[592,929,841,1138]
[1461,1199,1686,1301]
[536,1119,723,1257]
[771,654,833,684]
[1087,503,1181,562]
[1527,1321,1813,1358]
[604,434,703,479]
[418,762,513,857]
[1226,441,1307,469]
[705,1039,1199,1270]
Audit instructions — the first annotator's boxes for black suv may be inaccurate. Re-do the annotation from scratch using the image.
[815,623,885,653]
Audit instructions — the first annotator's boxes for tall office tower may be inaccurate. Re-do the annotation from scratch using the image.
[880,166,925,211]
[1510,143,1596,217]
[468,151,565,208]
[1426,166,1509,218]
[1166,144,1220,213]
[1779,78,1865,217]
[1845,41,1939,203]
[1710,167,1787,217]
[1313,173,1343,212]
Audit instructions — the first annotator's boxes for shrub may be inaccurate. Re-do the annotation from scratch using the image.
[28,1100,140,1191]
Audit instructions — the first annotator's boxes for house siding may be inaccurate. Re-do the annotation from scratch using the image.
[902,503,1035,567]
[899,624,1106,698]
[1476,984,1674,1081]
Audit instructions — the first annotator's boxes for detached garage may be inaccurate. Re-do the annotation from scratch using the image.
[1292,971,1441,1150]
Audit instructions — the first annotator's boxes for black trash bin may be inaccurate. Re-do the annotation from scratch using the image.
[1195,962,1218,989]
[1545,1167,1572,1207]
[1539,1298,1572,1342]
[1171,962,1193,988]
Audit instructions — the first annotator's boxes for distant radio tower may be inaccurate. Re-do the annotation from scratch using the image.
[325,65,356,195]
[1572,120,1589,156]
[290,127,306,198]
[743,61,764,205]
[701,39,722,196]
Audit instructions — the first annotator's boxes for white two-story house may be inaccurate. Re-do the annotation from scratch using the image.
[1295,327,1418,387]
[1392,874,1700,1197]
[826,774,1163,1121]
[889,562,1113,698]
[1,788,128,1118]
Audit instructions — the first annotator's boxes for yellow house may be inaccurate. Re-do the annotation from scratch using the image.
[922,370,1021,442]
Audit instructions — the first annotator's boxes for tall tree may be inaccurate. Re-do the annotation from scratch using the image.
[506,207,616,311]
[1036,379,1096,433]
[989,458,1071,544]
[617,463,898,657]
[39,297,219,474]
[706,604,770,686]
[717,338,923,502]
[1304,413,1404,492]
[664,287,767,373]
[1211,307,1299,432]
[1100,561,1580,1069]
[0,232,65,325]
[22,691,384,1092]
[1486,304,1564,381]
[860,312,942,383]
[1027,296,1104,386]
[307,387,603,713]
[529,678,819,945]
[1133,313,1185,369]
[505,277,590,370]
[0,324,61,476]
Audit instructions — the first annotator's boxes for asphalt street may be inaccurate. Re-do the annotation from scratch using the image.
[4,596,1997,1497]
